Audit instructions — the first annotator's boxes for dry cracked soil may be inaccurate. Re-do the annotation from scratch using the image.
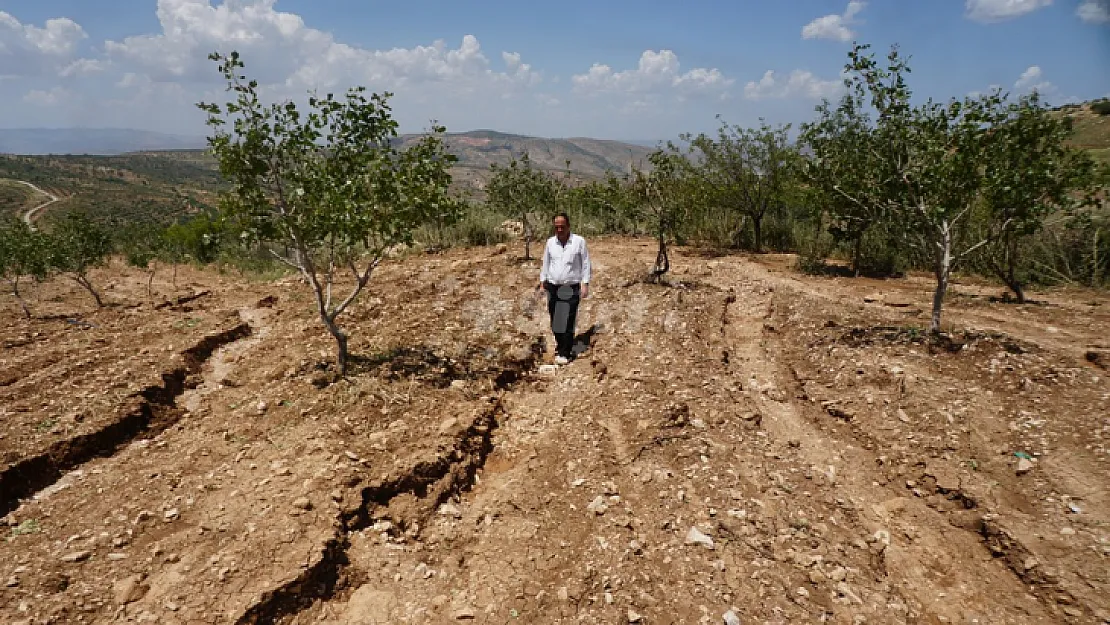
[1,239,1108,625]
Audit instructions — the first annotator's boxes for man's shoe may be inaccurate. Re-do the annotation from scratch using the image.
[554,356,569,365]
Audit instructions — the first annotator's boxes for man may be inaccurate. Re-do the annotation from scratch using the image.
[536,213,591,365]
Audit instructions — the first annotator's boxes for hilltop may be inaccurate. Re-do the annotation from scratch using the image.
[1056,100,1110,169]
[395,130,657,193]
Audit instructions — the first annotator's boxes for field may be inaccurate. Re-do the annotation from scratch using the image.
[1,239,1107,624]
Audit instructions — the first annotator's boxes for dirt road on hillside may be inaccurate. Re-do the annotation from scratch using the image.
[12,179,60,228]
[10,179,60,228]
[1,241,1107,624]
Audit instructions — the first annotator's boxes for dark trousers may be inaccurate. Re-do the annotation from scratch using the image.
[544,282,580,358]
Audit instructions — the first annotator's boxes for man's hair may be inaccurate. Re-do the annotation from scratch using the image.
[553,212,571,227]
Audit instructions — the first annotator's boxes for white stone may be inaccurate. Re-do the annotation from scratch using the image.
[685,527,715,549]
[1016,458,1035,475]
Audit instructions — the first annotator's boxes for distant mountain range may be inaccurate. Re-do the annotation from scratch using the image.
[0,127,661,159]
[394,130,657,186]
[0,128,208,156]
[0,128,661,192]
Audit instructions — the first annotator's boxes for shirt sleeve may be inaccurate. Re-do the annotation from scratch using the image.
[580,237,591,284]
[539,238,549,283]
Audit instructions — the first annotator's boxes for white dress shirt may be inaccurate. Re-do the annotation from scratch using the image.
[540,233,591,285]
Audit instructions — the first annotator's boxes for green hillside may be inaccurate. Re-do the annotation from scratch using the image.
[0,180,39,219]
[0,152,221,227]
[1057,100,1110,171]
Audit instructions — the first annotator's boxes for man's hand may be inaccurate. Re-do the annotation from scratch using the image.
[581,284,589,299]
[535,281,545,297]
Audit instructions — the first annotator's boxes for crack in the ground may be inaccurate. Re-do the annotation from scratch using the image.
[343,395,504,534]
[979,517,1083,619]
[234,338,544,625]
[0,321,252,518]
[767,291,1092,621]
[153,289,212,311]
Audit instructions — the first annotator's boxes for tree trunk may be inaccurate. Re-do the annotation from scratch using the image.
[852,235,863,277]
[522,213,532,261]
[752,213,764,253]
[147,267,156,300]
[653,227,670,279]
[324,317,350,376]
[930,221,953,335]
[1091,228,1102,286]
[172,263,178,290]
[988,252,1026,303]
[999,234,1025,303]
[10,277,30,319]
[74,274,104,308]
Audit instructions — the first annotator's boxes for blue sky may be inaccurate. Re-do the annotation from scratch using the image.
[1,0,1108,141]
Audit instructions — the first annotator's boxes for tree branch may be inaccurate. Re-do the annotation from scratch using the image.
[269,248,304,271]
[331,254,383,321]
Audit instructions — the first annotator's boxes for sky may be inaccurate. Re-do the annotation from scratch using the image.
[1,0,1108,141]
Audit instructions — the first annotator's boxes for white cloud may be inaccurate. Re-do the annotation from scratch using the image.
[0,1,839,139]
[117,72,152,89]
[1009,65,1078,103]
[1014,65,1045,89]
[969,66,1075,104]
[535,93,560,107]
[744,70,843,100]
[965,0,1053,22]
[1077,0,1110,23]
[0,12,86,55]
[1013,65,1058,97]
[571,49,732,95]
[801,1,866,42]
[0,11,87,77]
[60,58,107,77]
[23,87,70,106]
[101,1,541,95]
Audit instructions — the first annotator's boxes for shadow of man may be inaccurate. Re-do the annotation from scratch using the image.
[571,323,601,359]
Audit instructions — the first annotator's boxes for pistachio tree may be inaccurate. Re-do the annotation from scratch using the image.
[0,217,50,317]
[974,92,1101,302]
[808,43,1010,334]
[800,87,888,275]
[486,153,560,260]
[683,118,798,252]
[198,51,458,374]
[631,150,689,280]
[48,212,113,307]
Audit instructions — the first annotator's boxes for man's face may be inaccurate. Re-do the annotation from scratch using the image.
[553,217,569,240]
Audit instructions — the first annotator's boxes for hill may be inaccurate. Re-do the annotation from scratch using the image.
[1056,101,1110,170]
[396,130,655,189]
[0,131,655,225]
[0,152,221,226]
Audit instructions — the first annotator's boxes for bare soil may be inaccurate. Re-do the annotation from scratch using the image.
[1,239,1107,624]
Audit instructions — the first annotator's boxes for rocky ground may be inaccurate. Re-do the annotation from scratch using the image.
[1,239,1107,624]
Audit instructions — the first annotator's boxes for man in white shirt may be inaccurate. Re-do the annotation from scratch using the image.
[535,213,591,365]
